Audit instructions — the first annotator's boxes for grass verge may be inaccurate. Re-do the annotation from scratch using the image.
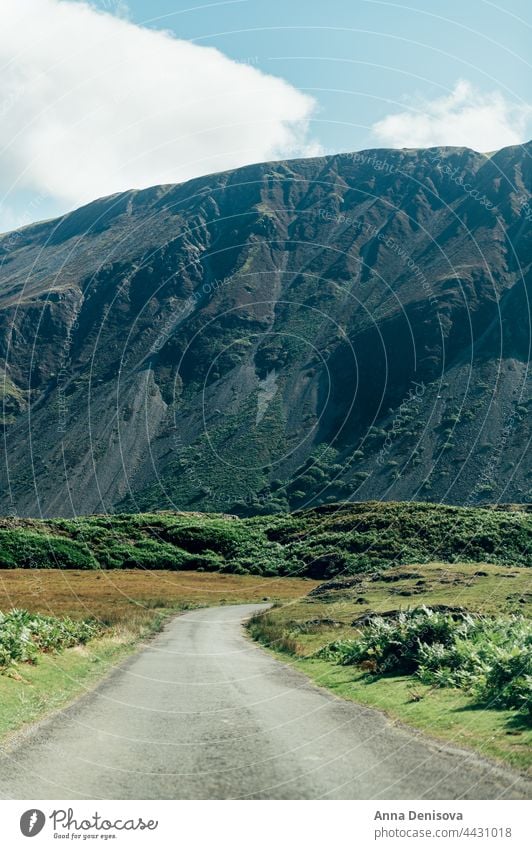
[247,562,532,773]
[0,630,144,740]
[292,657,532,774]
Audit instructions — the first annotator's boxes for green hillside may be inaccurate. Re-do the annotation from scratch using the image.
[0,501,530,578]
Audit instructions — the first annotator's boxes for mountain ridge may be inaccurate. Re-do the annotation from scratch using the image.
[0,142,530,516]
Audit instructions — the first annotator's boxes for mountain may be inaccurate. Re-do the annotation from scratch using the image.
[0,143,530,517]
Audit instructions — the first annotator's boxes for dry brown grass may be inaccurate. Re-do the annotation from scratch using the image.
[0,570,313,742]
[0,569,318,630]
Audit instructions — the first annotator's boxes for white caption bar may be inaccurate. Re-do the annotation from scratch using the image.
[0,799,529,848]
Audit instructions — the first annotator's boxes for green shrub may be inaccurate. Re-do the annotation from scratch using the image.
[321,607,461,673]
[318,608,532,717]
[0,609,101,670]
[0,530,98,569]
[473,646,532,715]
[0,501,530,579]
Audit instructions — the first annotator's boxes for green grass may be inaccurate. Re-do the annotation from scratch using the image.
[0,501,530,579]
[247,561,532,773]
[0,605,172,741]
[293,658,532,773]
[317,608,532,714]
[247,562,532,654]
[0,631,143,739]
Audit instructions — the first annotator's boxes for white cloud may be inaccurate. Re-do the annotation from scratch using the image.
[371,80,531,151]
[0,0,318,227]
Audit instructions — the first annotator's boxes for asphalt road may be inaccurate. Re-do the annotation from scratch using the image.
[0,604,530,799]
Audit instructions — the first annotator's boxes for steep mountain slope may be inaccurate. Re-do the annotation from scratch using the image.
[0,143,530,517]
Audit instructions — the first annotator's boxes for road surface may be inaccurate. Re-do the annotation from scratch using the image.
[0,604,529,799]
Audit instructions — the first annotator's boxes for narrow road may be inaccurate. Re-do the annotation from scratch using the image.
[0,604,529,799]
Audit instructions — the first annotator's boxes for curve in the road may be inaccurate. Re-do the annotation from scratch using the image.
[0,604,529,800]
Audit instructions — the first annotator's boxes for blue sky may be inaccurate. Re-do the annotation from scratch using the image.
[121,0,532,155]
[1,0,530,232]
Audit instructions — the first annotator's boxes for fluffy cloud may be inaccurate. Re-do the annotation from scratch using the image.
[371,80,531,151]
[0,0,318,228]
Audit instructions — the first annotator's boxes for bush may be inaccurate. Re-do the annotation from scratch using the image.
[0,530,98,569]
[321,607,461,673]
[318,608,532,716]
[0,609,101,670]
[1,501,531,579]
[473,646,532,715]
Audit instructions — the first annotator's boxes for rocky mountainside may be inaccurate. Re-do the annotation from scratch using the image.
[0,143,530,517]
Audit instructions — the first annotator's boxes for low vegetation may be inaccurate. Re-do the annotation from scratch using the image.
[0,609,100,669]
[0,501,530,579]
[318,608,532,716]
